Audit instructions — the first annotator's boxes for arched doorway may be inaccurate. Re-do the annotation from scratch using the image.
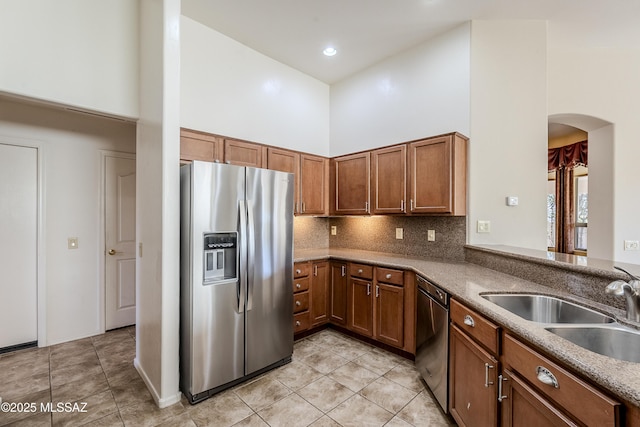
[548,114,613,260]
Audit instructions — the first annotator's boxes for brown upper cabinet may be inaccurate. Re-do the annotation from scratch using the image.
[300,154,329,216]
[267,148,328,216]
[180,127,467,217]
[408,133,467,215]
[371,145,407,214]
[224,139,266,168]
[180,128,224,163]
[267,147,300,213]
[331,152,371,215]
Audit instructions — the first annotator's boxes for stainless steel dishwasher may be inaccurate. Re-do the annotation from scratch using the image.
[415,274,450,413]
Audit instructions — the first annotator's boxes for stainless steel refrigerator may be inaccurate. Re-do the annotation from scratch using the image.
[180,160,294,404]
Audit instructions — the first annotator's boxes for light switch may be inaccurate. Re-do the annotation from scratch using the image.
[331,226,337,236]
[395,228,404,239]
[477,221,491,233]
[506,196,519,206]
[427,230,436,241]
[68,237,79,249]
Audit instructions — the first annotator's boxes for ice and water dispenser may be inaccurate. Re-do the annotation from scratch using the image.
[203,232,237,283]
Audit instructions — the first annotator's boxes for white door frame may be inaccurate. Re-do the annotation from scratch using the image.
[0,135,46,348]
[99,150,136,333]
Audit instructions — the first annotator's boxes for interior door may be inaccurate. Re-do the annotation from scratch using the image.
[0,143,38,349]
[105,155,136,330]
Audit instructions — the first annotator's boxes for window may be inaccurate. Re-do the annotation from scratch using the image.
[574,175,588,253]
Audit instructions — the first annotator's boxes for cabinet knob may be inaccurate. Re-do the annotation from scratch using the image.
[385,273,392,279]
[296,301,301,306]
[358,269,363,274]
[296,283,301,289]
[295,321,301,327]
[296,269,302,274]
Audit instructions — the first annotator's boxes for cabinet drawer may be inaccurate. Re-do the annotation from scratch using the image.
[503,334,620,427]
[376,267,404,286]
[349,263,373,280]
[293,291,309,313]
[294,312,310,333]
[450,299,500,355]
[293,277,310,293]
[294,262,311,278]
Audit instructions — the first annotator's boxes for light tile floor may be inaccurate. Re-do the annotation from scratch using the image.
[0,327,455,426]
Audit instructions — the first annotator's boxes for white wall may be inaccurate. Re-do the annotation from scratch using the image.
[135,0,182,408]
[329,23,471,156]
[548,46,640,264]
[0,0,139,119]
[0,97,136,345]
[180,16,330,156]
[468,21,548,249]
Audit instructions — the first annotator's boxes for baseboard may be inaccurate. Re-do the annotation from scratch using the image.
[134,357,182,409]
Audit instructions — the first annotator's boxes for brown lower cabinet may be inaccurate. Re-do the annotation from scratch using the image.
[329,262,348,325]
[310,261,329,327]
[449,299,623,427]
[295,259,411,353]
[449,323,499,427]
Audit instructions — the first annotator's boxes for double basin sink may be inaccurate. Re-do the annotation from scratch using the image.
[481,293,640,363]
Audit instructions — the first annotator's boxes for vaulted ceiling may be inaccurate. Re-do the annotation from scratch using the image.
[182,0,640,84]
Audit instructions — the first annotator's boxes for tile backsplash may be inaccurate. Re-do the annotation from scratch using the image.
[294,215,467,261]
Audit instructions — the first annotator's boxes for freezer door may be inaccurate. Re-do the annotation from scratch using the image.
[244,167,294,375]
[189,161,246,395]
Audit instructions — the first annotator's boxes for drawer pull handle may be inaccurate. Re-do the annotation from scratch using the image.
[358,269,363,274]
[296,301,301,306]
[536,366,559,388]
[296,269,302,275]
[296,283,301,289]
[295,321,301,327]
[463,315,475,327]
[385,273,392,279]
[484,363,494,387]
[498,374,508,402]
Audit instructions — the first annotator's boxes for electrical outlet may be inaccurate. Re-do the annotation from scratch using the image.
[477,220,491,233]
[624,240,640,251]
[395,228,404,239]
[331,226,337,236]
[427,230,436,241]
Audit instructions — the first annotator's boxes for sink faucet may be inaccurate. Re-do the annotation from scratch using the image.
[606,266,640,322]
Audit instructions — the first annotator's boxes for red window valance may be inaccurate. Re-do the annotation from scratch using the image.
[548,140,588,172]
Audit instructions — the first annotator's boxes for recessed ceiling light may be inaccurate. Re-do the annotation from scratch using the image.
[323,47,337,57]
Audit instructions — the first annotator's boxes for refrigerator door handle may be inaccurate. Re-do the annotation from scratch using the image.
[246,199,256,311]
[238,200,247,313]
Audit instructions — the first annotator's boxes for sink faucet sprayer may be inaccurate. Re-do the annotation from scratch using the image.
[606,266,640,322]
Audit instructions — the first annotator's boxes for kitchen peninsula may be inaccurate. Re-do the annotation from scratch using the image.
[294,246,640,425]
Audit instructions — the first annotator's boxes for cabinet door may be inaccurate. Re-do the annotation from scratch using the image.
[371,145,406,214]
[224,139,265,168]
[310,261,330,327]
[501,369,578,427]
[449,324,499,427]
[267,147,300,214]
[330,262,348,325]
[408,136,453,214]
[300,154,328,215]
[180,128,224,163]
[375,283,404,348]
[331,152,370,215]
[349,278,373,337]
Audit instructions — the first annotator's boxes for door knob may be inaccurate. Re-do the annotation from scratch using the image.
[108,249,116,255]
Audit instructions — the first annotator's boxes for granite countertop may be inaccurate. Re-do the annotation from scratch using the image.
[295,248,640,408]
